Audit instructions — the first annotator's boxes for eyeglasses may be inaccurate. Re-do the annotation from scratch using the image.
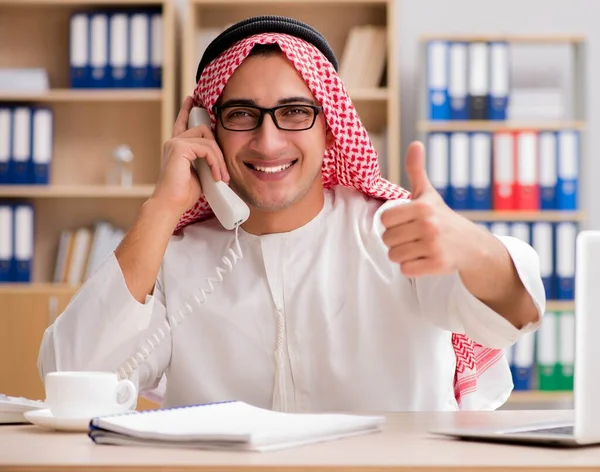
[214,103,323,132]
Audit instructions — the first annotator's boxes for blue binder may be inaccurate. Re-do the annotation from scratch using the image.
[512,366,534,390]
[557,130,579,210]
[0,107,11,184]
[89,12,110,88]
[448,42,468,120]
[556,222,576,300]
[532,222,555,300]
[129,11,150,88]
[427,41,450,120]
[109,11,130,88]
[149,10,162,88]
[469,132,492,210]
[539,131,557,210]
[511,333,535,391]
[69,12,90,88]
[427,132,450,204]
[12,202,34,283]
[0,204,12,282]
[31,107,53,185]
[9,107,32,185]
[488,42,509,120]
[449,132,469,210]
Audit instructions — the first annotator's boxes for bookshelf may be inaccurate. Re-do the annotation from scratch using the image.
[418,120,586,133]
[181,0,401,185]
[416,35,586,406]
[0,0,176,402]
[505,390,573,409]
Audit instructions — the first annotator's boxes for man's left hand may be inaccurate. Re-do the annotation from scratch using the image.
[380,140,489,278]
[380,140,540,329]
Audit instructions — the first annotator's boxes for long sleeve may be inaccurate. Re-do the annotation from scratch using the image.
[370,198,545,349]
[411,234,546,349]
[37,252,172,394]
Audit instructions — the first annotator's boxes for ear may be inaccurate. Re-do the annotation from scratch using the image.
[325,125,335,150]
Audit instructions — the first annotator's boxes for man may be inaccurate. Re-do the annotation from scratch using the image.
[38,16,544,412]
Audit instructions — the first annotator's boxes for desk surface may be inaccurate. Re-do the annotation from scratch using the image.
[1,410,600,471]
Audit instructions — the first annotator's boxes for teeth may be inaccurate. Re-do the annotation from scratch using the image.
[252,162,293,173]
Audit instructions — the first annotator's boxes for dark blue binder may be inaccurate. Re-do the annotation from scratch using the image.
[427,41,450,120]
[69,12,90,88]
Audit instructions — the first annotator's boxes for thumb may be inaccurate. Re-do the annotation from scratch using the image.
[405,141,433,199]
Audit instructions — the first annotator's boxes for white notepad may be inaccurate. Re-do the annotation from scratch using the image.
[88,401,385,452]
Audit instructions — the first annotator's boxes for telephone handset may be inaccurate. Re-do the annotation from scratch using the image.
[188,107,250,230]
[114,108,250,382]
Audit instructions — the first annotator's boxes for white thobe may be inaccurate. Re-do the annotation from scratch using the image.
[38,186,545,412]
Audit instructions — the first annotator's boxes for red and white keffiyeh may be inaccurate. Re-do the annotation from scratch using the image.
[176,32,508,410]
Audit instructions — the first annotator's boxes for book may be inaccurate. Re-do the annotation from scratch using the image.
[88,400,385,452]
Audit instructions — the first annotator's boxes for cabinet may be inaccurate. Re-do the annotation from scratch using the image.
[0,0,176,405]
[416,35,586,408]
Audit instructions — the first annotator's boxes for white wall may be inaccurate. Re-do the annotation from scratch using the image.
[397,0,598,228]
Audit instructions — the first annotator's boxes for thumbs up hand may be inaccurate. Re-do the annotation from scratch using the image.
[380,141,483,278]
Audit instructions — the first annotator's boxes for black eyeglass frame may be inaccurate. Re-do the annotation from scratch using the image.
[212,103,324,132]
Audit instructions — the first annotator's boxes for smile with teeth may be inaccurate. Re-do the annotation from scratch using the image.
[246,160,297,173]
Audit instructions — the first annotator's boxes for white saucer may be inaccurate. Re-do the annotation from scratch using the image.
[23,409,91,432]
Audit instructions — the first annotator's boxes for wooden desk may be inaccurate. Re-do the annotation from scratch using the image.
[1,410,599,471]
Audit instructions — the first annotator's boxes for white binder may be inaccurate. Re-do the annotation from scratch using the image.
[0,205,12,281]
[90,13,109,87]
[109,13,129,86]
[427,132,449,201]
[0,107,11,183]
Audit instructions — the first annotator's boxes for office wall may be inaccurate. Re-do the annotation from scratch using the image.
[397,0,597,228]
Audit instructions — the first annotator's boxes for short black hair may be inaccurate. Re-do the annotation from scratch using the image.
[248,43,282,57]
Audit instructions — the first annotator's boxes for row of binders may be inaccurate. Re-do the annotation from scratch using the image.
[0,106,53,185]
[54,221,124,285]
[478,220,577,301]
[0,202,34,283]
[427,40,509,120]
[70,8,163,89]
[427,130,579,211]
[506,310,574,391]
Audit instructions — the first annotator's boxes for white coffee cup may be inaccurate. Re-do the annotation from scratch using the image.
[45,371,137,419]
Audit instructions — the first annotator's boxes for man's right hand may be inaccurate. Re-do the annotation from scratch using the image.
[151,96,230,218]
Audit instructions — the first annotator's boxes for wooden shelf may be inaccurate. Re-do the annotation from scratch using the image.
[419,34,585,44]
[349,88,389,101]
[191,0,388,4]
[418,120,586,132]
[0,185,155,198]
[546,301,575,311]
[459,210,585,222]
[507,390,573,403]
[0,0,165,5]
[0,283,80,294]
[0,89,163,103]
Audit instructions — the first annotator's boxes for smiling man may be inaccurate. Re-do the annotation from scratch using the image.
[38,16,545,412]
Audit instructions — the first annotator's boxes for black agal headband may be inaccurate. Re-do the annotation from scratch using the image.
[195,15,339,83]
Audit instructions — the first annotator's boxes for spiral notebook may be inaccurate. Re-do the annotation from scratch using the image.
[88,400,385,452]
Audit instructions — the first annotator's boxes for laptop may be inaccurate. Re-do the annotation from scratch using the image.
[432,230,600,447]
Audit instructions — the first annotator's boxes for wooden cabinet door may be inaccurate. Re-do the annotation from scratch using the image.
[0,292,159,410]
[0,293,72,400]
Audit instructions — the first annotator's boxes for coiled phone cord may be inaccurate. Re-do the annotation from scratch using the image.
[115,225,243,381]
